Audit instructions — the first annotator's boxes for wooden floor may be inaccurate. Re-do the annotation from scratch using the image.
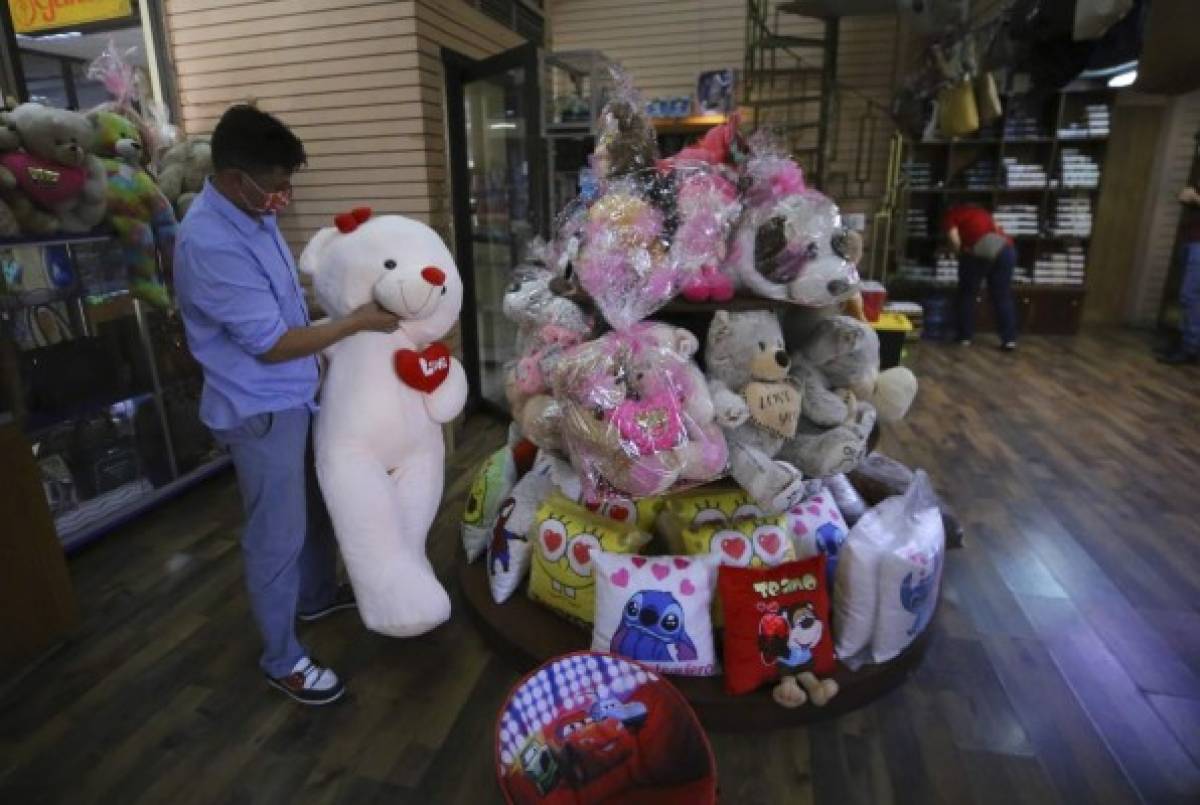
[2,329,1199,804]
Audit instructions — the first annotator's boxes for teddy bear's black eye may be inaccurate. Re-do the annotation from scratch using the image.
[384,259,397,270]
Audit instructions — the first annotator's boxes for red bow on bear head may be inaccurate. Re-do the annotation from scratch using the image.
[334,206,373,233]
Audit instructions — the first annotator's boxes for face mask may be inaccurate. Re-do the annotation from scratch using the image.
[240,171,292,214]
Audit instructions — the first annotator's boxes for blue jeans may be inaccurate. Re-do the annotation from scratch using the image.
[957,244,1017,343]
[1181,243,1200,352]
[214,407,338,677]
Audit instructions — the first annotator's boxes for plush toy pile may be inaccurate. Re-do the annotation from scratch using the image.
[0,44,193,308]
[464,74,947,711]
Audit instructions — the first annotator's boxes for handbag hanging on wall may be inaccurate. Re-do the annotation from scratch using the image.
[938,79,980,137]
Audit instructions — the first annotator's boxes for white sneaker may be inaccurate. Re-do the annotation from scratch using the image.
[266,656,346,705]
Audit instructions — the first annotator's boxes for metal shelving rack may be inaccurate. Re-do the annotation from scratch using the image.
[0,233,229,552]
[892,83,1115,335]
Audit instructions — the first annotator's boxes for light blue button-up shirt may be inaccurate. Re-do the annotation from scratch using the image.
[174,181,318,431]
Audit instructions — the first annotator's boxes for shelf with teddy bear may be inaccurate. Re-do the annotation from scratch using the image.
[457,71,950,730]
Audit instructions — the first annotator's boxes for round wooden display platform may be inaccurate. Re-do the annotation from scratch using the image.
[459,556,935,733]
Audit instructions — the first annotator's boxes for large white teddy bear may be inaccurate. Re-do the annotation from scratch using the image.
[300,207,468,637]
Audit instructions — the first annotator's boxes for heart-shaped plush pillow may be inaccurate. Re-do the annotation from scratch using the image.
[394,342,451,393]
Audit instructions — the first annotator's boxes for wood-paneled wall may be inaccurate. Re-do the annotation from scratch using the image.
[163,0,519,255]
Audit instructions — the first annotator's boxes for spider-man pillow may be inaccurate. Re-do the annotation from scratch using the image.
[528,494,651,624]
[591,552,719,677]
[718,555,835,696]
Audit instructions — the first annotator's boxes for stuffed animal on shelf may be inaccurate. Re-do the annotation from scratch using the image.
[0,102,107,235]
[721,140,862,308]
[0,118,20,237]
[552,323,727,499]
[774,312,885,478]
[89,110,178,308]
[156,137,211,219]
[704,310,808,514]
[300,207,468,637]
[803,314,918,424]
[501,268,592,451]
[671,164,740,303]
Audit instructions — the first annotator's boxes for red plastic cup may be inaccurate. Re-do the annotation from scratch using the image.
[861,281,887,322]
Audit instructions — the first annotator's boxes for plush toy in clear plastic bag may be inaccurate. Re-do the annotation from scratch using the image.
[833,469,944,669]
[722,134,862,307]
[552,323,728,500]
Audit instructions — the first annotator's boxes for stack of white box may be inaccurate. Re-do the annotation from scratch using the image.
[963,160,998,189]
[904,160,933,188]
[906,208,929,237]
[994,203,1039,235]
[1003,109,1043,140]
[1002,157,1048,188]
[1014,266,1034,285]
[936,254,959,283]
[1034,246,1086,285]
[1086,104,1111,136]
[1059,148,1100,188]
[1053,196,1092,236]
[896,261,935,282]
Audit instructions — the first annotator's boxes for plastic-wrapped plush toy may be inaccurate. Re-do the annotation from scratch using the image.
[722,138,862,307]
[671,163,740,303]
[0,102,108,235]
[553,323,728,500]
[300,207,468,637]
[574,174,679,330]
[502,263,592,452]
[89,110,178,308]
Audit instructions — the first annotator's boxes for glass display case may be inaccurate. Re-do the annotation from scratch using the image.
[0,234,229,552]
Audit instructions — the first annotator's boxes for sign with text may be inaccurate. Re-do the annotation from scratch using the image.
[9,0,133,34]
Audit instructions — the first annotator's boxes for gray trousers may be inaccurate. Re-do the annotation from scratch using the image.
[214,407,338,677]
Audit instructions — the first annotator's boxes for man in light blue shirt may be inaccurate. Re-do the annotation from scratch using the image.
[174,105,398,705]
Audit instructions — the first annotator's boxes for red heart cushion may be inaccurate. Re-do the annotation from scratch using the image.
[395,342,451,393]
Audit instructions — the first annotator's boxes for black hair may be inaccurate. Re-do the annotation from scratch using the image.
[211,104,306,175]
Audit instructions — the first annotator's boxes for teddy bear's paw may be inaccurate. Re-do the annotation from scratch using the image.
[772,676,808,708]
[767,464,808,514]
[713,389,749,428]
[797,672,839,707]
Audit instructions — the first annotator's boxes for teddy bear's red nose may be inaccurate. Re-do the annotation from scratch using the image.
[421,266,445,286]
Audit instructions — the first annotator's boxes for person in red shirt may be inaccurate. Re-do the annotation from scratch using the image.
[942,203,1017,350]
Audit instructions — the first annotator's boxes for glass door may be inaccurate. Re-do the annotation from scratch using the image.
[446,43,545,412]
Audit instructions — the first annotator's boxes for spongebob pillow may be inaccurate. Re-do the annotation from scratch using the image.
[528,493,651,624]
[462,446,518,562]
[679,514,796,568]
[657,486,765,554]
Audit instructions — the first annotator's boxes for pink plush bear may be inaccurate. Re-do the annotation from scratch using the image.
[552,324,728,499]
[672,166,740,303]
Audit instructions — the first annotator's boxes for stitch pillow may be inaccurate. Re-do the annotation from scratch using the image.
[656,486,764,554]
[870,514,944,664]
[718,555,835,696]
[488,454,558,604]
[591,552,720,677]
[785,489,848,592]
[463,446,518,562]
[679,514,795,569]
[528,493,651,624]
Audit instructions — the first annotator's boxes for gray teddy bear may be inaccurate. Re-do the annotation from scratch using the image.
[705,310,808,514]
[777,311,880,478]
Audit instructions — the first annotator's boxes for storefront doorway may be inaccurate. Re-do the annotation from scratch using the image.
[445,43,547,413]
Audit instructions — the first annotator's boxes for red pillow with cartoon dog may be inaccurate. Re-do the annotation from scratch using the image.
[718,555,835,696]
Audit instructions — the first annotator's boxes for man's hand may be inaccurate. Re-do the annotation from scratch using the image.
[347,301,400,334]
[1179,186,1200,206]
